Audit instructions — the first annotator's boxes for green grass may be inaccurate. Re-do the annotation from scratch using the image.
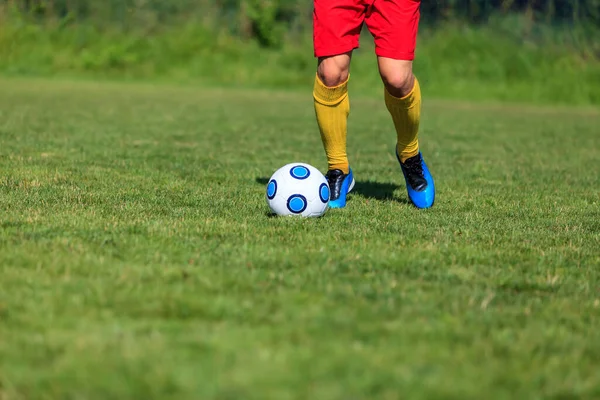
[1,78,599,399]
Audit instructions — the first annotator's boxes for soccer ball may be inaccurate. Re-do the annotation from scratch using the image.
[266,163,330,217]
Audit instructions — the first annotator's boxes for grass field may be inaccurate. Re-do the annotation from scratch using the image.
[1,78,599,399]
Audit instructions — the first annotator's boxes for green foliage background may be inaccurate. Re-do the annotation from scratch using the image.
[4,0,599,45]
[0,0,599,104]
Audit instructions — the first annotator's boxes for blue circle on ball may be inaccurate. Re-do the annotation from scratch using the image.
[267,180,277,200]
[290,165,310,180]
[319,183,329,203]
[287,194,307,214]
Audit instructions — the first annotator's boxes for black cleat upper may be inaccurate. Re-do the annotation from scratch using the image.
[325,169,347,201]
[400,153,428,192]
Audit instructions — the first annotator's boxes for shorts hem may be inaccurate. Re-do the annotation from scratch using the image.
[314,43,359,58]
[375,49,415,61]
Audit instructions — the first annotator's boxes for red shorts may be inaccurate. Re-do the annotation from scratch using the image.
[313,0,421,60]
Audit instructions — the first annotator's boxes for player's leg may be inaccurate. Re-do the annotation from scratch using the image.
[379,58,433,209]
[315,52,352,174]
[379,58,420,164]
[313,0,363,208]
[314,53,356,208]
[366,0,435,209]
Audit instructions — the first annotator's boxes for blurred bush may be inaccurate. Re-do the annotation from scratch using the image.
[1,0,598,48]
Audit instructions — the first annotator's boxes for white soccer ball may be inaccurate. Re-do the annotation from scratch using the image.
[266,163,330,217]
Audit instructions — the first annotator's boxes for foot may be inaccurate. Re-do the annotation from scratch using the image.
[397,151,435,209]
[325,168,355,208]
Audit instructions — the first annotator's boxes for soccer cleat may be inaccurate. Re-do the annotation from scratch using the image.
[397,151,435,209]
[325,168,355,208]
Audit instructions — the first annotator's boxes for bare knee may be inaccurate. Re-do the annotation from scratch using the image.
[378,59,415,98]
[382,71,414,97]
[317,53,351,87]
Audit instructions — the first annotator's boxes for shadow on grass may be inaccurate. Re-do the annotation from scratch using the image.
[256,177,270,186]
[352,180,408,203]
[255,177,408,204]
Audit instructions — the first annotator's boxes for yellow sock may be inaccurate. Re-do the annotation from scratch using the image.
[313,74,350,174]
[385,77,421,163]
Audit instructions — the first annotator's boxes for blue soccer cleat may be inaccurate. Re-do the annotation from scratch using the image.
[325,168,355,208]
[396,151,435,209]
